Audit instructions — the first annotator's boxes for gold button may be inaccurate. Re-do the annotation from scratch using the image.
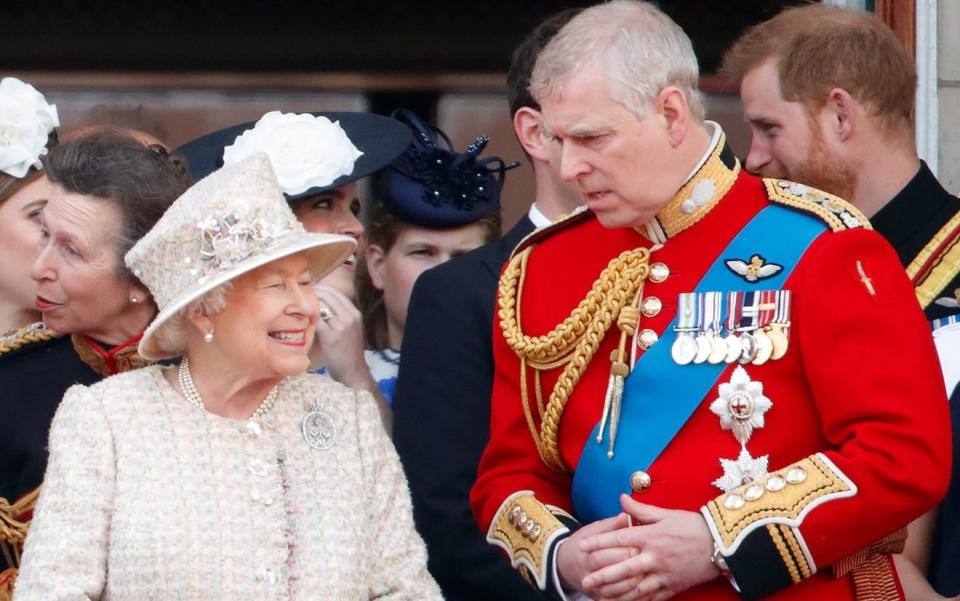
[641,296,662,317]
[743,484,764,502]
[724,494,745,510]
[649,262,670,283]
[786,467,807,484]
[638,329,659,349]
[630,470,651,492]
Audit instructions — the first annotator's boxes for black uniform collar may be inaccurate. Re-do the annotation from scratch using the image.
[870,161,959,260]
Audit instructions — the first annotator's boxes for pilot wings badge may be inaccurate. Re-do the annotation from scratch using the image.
[725,254,782,283]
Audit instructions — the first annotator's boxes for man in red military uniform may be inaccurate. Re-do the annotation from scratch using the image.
[469,2,952,600]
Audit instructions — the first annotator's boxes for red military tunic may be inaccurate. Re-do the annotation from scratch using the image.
[470,136,951,600]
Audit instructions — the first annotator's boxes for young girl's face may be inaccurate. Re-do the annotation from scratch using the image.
[366,222,490,346]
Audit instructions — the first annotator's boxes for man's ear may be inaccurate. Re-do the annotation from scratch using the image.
[365,244,387,291]
[824,88,858,143]
[656,86,690,147]
[513,107,551,161]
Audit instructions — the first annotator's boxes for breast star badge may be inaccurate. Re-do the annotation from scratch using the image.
[713,447,770,492]
[710,366,774,492]
[709,365,772,446]
[724,254,783,283]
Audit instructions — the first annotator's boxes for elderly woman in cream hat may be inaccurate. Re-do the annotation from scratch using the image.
[14,154,442,600]
[177,111,412,430]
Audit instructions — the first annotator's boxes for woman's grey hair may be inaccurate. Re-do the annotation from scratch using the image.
[151,283,232,355]
[530,0,705,122]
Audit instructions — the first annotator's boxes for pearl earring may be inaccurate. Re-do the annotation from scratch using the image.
[130,296,139,304]
[203,329,214,343]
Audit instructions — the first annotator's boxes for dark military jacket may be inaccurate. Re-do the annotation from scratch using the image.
[871,161,960,319]
[870,161,960,596]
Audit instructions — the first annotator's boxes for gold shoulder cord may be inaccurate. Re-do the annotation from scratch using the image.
[0,487,40,571]
[0,327,60,357]
[499,246,650,471]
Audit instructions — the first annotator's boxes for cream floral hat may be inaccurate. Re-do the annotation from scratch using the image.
[126,153,356,360]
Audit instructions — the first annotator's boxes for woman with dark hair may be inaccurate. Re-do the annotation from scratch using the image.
[0,77,59,336]
[356,110,512,404]
[176,111,411,426]
[0,130,191,593]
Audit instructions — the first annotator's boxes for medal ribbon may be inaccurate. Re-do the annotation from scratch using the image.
[757,290,777,328]
[774,290,792,328]
[727,291,742,336]
[708,291,723,334]
[738,291,759,331]
[676,293,697,332]
[572,204,827,522]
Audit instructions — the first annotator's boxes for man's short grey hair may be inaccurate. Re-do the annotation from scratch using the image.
[530,0,705,122]
[151,283,232,355]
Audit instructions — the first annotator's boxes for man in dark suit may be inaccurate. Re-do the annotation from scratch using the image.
[391,9,583,600]
[725,5,960,597]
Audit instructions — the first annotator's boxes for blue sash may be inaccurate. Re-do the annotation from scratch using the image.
[571,205,826,522]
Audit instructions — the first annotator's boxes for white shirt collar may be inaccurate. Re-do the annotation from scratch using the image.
[528,203,552,228]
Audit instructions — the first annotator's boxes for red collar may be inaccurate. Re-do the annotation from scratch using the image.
[72,331,149,377]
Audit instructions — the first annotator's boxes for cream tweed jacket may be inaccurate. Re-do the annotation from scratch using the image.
[14,365,442,600]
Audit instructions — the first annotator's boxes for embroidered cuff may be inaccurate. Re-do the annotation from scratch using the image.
[487,491,577,592]
[700,453,857,599]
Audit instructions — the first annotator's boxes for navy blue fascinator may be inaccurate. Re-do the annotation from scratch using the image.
[175,111,412,203]
[376,109,518,228]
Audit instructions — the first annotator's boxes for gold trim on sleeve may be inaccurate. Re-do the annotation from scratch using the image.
[770,523,813,581]
[486,491,572,591]
[702,453,857,558]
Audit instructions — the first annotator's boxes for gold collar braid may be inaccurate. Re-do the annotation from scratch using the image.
[498,246,651,471]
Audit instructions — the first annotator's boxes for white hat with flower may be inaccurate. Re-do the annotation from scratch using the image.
[176,110,412,201]
[0,77,59,178]
[125,153,356,360]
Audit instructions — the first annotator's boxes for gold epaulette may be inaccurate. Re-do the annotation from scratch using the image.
[0,323,61,358]
[510,205,592,259]
[486,491,576,591]
[764,179,871,232]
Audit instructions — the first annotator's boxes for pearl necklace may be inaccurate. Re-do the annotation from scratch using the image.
[178,356,280,419]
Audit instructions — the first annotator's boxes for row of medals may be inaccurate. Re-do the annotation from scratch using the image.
[671,323,789,366]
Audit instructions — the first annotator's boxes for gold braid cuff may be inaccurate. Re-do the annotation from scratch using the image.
[702,453,856,563]
[486,491,575,591]
[498,246,651,471]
